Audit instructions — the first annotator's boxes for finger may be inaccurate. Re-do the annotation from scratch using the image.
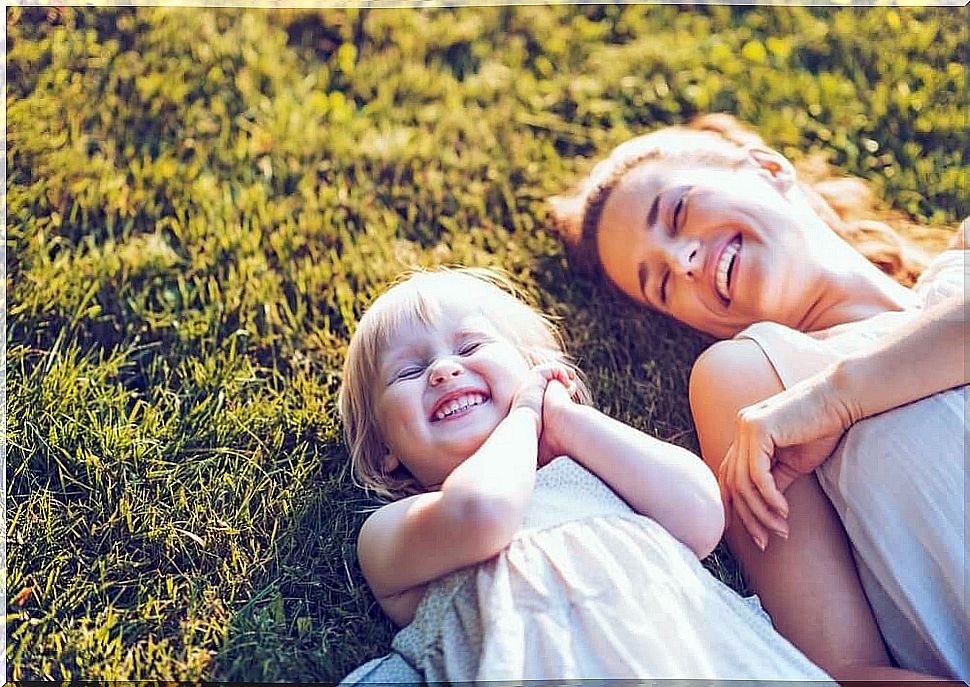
[719,474,734,525]
[736,478,789,540]
[738,431,790,538]
[732,496,770,552]
[717,450,735,522]
[770,464,799,503]
[748,442,789,519]
[728,440,775,549]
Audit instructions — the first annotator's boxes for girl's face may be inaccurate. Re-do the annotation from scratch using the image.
[372,300,532,489]
[595,153,821,338]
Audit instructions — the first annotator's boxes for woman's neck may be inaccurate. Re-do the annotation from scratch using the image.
[796,252,919,332]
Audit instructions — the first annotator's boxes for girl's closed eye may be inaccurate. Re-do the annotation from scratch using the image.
[394,364,425,382]
[458,340,484,356]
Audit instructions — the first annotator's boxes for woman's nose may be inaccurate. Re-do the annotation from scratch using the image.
[668,239,701,279]
[428,358,463,386]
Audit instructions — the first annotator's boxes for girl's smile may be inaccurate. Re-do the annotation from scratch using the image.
[373,301,532,488]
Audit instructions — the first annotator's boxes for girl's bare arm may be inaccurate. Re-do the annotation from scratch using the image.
[357,406,539,625]
[543,384,724,559]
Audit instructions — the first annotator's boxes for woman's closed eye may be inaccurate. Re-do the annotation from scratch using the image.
[670,186,690,236]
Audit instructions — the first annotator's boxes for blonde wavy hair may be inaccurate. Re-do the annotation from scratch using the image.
[548,113,934,289]
[338,267,592,502]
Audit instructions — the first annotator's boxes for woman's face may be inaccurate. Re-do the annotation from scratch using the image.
[595,154,821,338]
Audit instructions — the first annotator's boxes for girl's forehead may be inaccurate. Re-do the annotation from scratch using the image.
[399,300,496,339]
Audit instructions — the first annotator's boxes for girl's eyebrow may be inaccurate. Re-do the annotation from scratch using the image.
[381,343,422,371]
[454,327,488,339]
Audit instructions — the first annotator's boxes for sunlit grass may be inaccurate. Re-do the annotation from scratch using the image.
[6,5,964,681]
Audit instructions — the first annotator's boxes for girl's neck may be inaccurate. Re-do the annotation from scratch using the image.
[796,249,919,332]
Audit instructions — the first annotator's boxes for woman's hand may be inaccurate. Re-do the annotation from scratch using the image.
[719,373,853,550]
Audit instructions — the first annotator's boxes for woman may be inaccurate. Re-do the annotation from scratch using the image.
[548,114,966,681]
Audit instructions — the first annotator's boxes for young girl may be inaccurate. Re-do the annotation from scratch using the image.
[337,267,831,682]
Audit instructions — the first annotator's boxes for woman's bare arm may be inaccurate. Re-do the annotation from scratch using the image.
[689,339,942,680]
[833,291,966,422]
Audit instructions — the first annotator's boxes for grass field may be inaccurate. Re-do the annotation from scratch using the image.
[5,5,966,681]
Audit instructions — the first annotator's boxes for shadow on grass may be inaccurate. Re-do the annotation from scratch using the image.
[214,448,397,683]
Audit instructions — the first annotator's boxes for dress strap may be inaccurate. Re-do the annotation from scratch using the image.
[734,322,840,389]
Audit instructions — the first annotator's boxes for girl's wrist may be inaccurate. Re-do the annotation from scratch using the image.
[511,403,542,435]
[544,400,588,458]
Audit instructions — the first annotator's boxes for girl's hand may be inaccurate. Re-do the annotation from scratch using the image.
[538,379,577,466]
[510,363,577,441]
[718,375,852,550]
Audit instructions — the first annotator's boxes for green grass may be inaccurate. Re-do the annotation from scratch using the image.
[6,5,966,681]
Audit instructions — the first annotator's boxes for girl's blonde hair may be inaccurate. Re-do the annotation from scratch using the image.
[338,267,592,502]
[548,113,931,289]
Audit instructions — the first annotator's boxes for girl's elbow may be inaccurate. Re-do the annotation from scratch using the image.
[684,487,726,559]
[449,492,521,559]
[694,502,726,559]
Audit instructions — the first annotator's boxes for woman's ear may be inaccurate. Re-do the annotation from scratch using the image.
[381,451,400,474]
[748,148,795,194]
[547,193,585,245]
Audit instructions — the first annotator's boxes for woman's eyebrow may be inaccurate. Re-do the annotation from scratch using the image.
[637,191,662,301]
[638,261,650,300]
[646,191,661,231]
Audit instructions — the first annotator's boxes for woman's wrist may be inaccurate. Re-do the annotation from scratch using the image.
[825,357,868,429]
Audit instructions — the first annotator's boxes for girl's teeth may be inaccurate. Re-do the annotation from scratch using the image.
[435,393,486,420]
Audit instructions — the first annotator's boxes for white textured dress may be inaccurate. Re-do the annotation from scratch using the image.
[343,456,832,683]
[735,249,967,679]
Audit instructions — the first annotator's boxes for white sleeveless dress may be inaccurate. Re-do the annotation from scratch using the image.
[342,456,831,683]
[735,249,967,679]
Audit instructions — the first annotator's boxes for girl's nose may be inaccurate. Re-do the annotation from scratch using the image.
[428,358,463,386]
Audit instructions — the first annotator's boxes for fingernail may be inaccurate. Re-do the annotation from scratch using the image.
[754,535,766,551]
[775,528,789,540]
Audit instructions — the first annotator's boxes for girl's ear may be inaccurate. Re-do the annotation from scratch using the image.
[547,193,585,246]
[747,148,795,194]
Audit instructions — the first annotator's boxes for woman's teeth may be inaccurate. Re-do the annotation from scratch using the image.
[434,393,487,420]
[715,236,742,301]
